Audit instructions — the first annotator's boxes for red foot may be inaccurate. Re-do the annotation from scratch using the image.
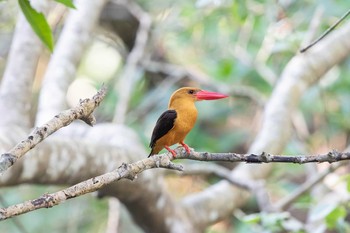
[180,142,191,154]
[165,146,177,157]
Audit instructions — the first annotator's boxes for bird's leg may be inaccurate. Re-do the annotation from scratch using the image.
[180,141,191,154]
[165,146,177,158]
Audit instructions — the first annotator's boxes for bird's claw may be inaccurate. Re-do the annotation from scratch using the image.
[169,150,177,158]
[165,145,177,158]
[180,142,191,154]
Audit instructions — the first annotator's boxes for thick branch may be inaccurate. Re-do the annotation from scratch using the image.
[0,13,44,128]
[0,86,107,173]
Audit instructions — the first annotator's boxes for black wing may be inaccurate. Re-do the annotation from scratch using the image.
[149,110,177,149]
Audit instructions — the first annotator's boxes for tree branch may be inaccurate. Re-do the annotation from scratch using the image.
[275,162,345,211]
[0,154,182,220]
[0,86,107,174]
[1,147,350,220]
[300,9,350,53]
[181,149,349,164]
[172,163,252,190]
[172,163,273,212]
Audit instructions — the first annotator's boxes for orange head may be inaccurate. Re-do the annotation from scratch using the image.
[168,87,228,108]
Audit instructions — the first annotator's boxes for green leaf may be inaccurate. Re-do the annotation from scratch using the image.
[309,203,337,222]
[18,0,54,52]
[346,175,350,192]
[325,206,346,229]
[54,0,76,9]
[241,213,261,224]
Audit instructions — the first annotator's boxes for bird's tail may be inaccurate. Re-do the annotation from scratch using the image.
[148,147,159,157]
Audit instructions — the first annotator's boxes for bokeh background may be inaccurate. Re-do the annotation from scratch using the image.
[0,0,350,232]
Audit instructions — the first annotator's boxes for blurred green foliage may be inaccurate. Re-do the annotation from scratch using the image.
[1,0,350,232]
[16,0,76,52]
[0,186,108,233]
[18,0,54,51]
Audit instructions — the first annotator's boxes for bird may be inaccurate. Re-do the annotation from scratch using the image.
[148,87,228,158]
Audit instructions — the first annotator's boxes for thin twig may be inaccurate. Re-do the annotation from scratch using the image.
[177,163,252,190]
[178,163,274,211]
[275,162,345,210]
[180,149,350,164]
[300,7,324,49]
[300,9,350,53]
[0,195,28,233]
[0,86,107,174]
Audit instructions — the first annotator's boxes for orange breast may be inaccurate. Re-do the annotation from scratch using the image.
[152,106,197,154]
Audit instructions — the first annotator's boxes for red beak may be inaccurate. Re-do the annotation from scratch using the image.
[195,90,229,100]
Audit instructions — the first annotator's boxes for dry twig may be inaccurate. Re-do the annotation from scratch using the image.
[0,155,182,220]
[0,86,107,174]
[300,9,350,53]
[275,162,345,210]
[180,149,349,164]
[177,163,274,211]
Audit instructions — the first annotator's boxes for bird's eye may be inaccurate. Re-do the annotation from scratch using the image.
[188,90,195,95]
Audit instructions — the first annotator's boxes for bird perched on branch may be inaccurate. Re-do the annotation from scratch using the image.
[148,87,228,157]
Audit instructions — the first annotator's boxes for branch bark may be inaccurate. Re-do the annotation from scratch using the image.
[0,154,182,220]
[172,150,350,164]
